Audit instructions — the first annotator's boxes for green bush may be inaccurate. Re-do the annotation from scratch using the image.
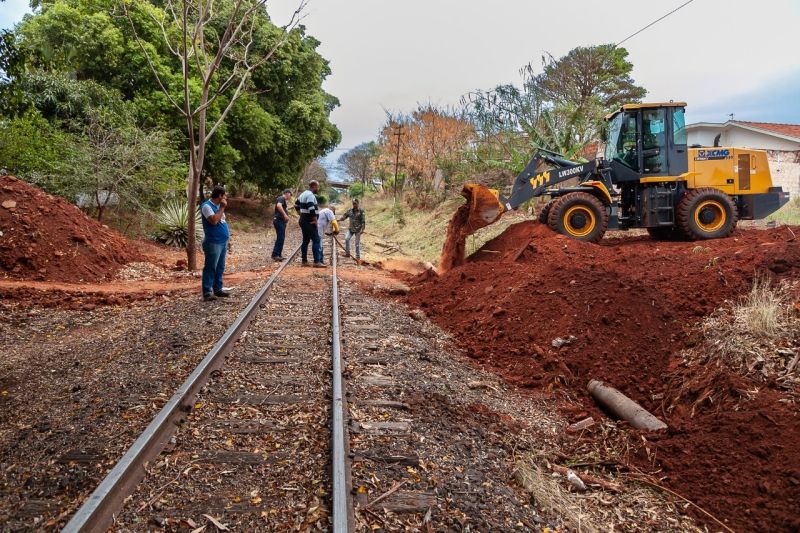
[153,199,202,248]
[348,181,365,199]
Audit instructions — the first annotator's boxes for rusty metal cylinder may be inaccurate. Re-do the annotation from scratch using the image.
[588,379,667,431]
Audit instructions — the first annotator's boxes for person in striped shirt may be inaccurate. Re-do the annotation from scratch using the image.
[294,180,323,267]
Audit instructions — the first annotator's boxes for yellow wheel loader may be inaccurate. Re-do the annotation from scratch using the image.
[464,102,790,242]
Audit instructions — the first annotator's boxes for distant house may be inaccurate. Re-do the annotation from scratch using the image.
[686,121,800,197]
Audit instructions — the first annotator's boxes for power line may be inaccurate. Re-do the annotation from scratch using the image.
[615,0,697,47]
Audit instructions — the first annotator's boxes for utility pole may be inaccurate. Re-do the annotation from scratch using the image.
[392,124,404,202]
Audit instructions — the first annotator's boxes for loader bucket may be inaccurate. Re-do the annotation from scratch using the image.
[438,184,507,273]
[461,183,505,231]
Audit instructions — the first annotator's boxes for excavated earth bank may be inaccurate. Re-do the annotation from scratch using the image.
[0,176,140,283]
[406,220,800,531]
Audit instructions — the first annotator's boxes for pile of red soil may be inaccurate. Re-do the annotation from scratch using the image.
[0,176,140,282]
[406,220,800,531]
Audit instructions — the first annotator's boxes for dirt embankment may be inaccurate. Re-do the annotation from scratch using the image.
[0,176,140,283]
[406,220,800,531]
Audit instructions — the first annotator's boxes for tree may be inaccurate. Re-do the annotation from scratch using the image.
[377,104,474,203]
[70,112,185,222]
[338,142,377,188]
[122,0,308,269]
[530,44,646,150]
[463,44,646,165]
[3,0,340,267]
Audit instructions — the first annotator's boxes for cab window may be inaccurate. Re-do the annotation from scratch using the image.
[672,108,687,145]
[642,109,666,173]
[605,112,638,171]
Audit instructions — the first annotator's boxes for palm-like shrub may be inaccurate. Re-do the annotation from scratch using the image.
[153,199,202,248]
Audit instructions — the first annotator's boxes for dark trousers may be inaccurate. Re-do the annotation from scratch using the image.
[300,219,321,263]
[201,239,227,295]
[271,218,286,258]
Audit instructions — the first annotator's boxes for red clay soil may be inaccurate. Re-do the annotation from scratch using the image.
[439,205,471,272]
[0,176,140,282]
[406,220,800,531]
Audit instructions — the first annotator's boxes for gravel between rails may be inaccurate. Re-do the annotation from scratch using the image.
[114,266,334,531]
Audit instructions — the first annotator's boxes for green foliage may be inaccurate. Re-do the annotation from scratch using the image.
[391,200,405,227]
[348,181,366,199]
[0,112,74,186]
[462,44,646,168]
[154,199,202,248]
[3,0,340,193]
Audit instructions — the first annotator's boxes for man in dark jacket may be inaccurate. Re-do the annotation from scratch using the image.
[341,198,365,260]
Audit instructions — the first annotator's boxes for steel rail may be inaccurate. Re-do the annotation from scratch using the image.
[330,236,351,532]
[63,245,301,533]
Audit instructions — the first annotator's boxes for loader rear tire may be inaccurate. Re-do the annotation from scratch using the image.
[538,199,557,224]
[547,192,608,243]
[677,188,737,240]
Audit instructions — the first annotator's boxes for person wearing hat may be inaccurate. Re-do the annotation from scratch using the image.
[271,188,292,262]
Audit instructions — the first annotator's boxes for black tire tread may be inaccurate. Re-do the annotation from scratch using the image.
[546,192,608,243]
[676,187,738,240]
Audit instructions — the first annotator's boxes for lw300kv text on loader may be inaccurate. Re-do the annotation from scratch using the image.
[463,102,790,242]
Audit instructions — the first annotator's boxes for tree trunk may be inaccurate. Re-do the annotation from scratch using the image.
[186,164,200,271]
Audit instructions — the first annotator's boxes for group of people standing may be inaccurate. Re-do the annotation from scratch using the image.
[271,180,365,267]
[199,181,366,301]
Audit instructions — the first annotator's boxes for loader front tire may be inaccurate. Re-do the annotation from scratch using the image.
[677,188,737,240]
[538,199,557,224]
[547,192,608,243]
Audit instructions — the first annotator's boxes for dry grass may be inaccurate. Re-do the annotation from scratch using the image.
[700,274,799,378]
[513,452,702,532]
[357,194,529,266]
[768,196,800,226]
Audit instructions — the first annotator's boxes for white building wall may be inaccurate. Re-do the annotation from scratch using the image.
[768,150,800,199]
[725,129,800,151]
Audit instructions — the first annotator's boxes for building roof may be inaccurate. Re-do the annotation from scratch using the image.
[686,120,800,143]
[733,121,800,140]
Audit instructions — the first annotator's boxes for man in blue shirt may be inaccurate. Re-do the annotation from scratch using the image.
[200,185,231,301]
[295,180,323,267]
[271,188,292,262]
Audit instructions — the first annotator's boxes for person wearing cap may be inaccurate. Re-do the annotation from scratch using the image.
[295,180,323,267]
[271,188,292,262]
[341,198,365,261]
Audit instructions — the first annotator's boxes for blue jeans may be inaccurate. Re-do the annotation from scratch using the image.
[313,230,325,264]
[202,240,227,295]
[271,218,287,258]
[300,219,322,263]
[345,230,361,259]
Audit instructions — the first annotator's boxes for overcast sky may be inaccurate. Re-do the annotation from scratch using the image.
[3,0,800,164]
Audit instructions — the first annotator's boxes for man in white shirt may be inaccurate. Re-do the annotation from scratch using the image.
[316,203,338,264]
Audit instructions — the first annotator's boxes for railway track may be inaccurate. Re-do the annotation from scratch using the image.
[61,235,554,532]
[63,241,353,531]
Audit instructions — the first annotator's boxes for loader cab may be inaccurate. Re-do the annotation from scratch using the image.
[604,102,689,182]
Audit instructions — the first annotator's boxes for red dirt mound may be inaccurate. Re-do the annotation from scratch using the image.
[406,220,800,531]
[0,176,141,282]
